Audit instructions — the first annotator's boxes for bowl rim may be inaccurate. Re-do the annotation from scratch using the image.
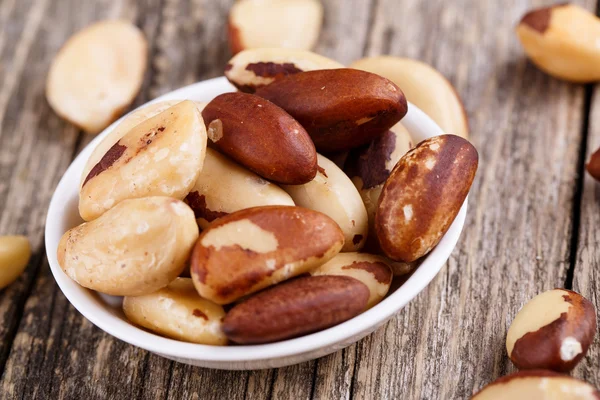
[45,76,467,363]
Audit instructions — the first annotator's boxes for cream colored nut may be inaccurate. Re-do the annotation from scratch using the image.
[516,4,600,83]
[79,100,207,221]
[46,20,147,134]
[185,148,294,228]
[228,0,323,55]
[191,206,344,304]
[123,278,227,345]
[282,154,368,252]
[472,370,600,400]
[350,56,468,139]
[225,48,343,92]
[506,288,597,372]
[58,197,199,296]
[311,252,392,308]
[0,236,31,289]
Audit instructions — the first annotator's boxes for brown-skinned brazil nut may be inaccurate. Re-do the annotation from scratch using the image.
[587,146,600,181]
[506,288,597,372]
[375,135,478,262]
[472,370,600,399]
[191,205,344,305]
[222,275,369,344]
[201,92,317,184]
[254,69,407,152]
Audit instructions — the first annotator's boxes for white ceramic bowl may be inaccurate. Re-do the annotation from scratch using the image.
[45,76,466,370]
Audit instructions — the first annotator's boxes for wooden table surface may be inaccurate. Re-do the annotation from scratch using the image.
[1,0,600,398]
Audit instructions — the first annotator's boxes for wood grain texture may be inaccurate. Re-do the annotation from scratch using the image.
[0,0,599,399]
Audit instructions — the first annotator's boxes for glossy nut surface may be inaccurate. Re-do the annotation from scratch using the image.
[516,4,600,83]
[228,0,322,55]
[375,135,478,262]
[255,69,407,152]
[123,278,227,345]
[0,235,31,289]
[190,205,344,304]
[222,275,369,344]
[350,56,469,138]
[506,288,597,372]
[58,197,199,296]
[282,154,368,252]
[472,370,600,400]
[587,146,600,181]
[185,148,294,228]
[225,48,343,93]
[311,252,392,308]
[46,20,147,134]
[202,92,317,184]
[79,100,207,221]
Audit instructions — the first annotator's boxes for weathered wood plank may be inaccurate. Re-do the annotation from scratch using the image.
[573,84,600,386]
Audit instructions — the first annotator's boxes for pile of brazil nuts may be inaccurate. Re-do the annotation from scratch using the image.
[57,47,479,346]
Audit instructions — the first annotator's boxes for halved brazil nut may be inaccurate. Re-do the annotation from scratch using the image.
[190,206,344,304]
[46,20,147,134]
[516,4,600,83]
[311,252,392,308]
[506,288,597,372]
[58,197,199,296]
[350,56,469,138]
[185,148,294,228]
[255,69,408,152]
[376,135,478,262]
[282,154,368,251]
[222,275,369,344]
[0,235,31,289]
[225,48,343,93]
[202,92,317,184]
[79,100,207,221]
[472,370,600,400]
[228,0,323,55]
[123,278,227,345]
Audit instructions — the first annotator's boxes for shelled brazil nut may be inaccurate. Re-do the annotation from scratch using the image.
[255,68,408,152]
[185,148,294,228]
[376,135,478,262]
[190,206,344,304]
[201,92,318,184]
[506,288,597,372]
[311,252,392,309]
[281,154,368,252]
[222,275,369,344]
[123,278,227,345]
[471,370,600,399]
[225,48,343,93]
[79,100,207,221]
[58,197,199,296]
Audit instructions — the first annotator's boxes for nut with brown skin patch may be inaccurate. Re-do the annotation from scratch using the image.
[228,0,322,55]
[58,197,199,296]
[123,278,227,345]
[184,148,294,228]
[350,56,469,139]
[225,48,343,93]
[586,146,600,181]
[375,135,478,262]
[222,275,369,344]
[506,288,597,372]
[281,154,368,252]
[471,370,600,399]
[190,206,344,304]
[46,20,148,134]
[345,123,413,252]
[516,4,600,83]
[311,252,392,309]
[202,92,317,184]
[255,69,408,152]
[79,100,207,221]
